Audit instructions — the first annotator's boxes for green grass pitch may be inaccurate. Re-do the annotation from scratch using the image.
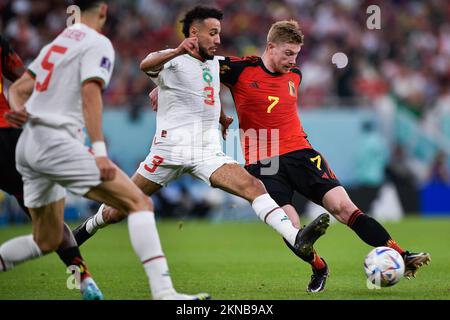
[0,217,449,300]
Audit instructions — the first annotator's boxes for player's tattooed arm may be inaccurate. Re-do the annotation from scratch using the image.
[140,50,167,76]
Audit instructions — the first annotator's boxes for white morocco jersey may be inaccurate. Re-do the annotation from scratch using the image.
[139,53,236,186]
[148,53,222,150]
[26,23,114,141]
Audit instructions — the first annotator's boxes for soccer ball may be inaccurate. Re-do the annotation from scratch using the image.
[364,246,405,287]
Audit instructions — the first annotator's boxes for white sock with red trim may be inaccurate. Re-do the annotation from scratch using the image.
[128,211,176,299]
[252,194,299,246]
[86,204,106,234]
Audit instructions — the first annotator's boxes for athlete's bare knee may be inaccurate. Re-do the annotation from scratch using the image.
[328,200,356,224]
[128,193,153,213]
[246,177,266,200]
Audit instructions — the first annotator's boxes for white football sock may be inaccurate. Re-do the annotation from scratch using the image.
[252,194,299,246]
[128,211,175,299]
[0,235,42,271]
[86,204,106,234]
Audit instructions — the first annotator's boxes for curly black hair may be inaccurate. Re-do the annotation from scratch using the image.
[180,6,223,38]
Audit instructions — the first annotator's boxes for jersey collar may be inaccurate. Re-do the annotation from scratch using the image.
[259,58,282,76]
[186,53,207,63]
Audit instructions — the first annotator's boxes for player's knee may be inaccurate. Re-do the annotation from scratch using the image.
[329,200,356,224]
[245,177,266,198]
[128,192,153,213]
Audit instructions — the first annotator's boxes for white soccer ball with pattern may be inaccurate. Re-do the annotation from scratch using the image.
[364,246,405,287]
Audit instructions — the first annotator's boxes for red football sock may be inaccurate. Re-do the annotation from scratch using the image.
[386,239,406,255]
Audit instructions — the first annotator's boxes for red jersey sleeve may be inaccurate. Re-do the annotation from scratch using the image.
[219,56,260,87]
[290,67,302,85]
[0,36,25,128]
[1,36,25,82]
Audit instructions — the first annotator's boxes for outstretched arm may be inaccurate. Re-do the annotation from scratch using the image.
[140,37,201,75]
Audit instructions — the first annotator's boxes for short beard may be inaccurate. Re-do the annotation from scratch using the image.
[199,46,214,60]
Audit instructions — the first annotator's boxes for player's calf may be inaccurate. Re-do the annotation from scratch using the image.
[34,231,64,253]
[121,190,153,214]
[242,176,267,201]
[323,194,357,224]
[73,204,125,246]
[75,175,154,245]
[211,164,302,247]
[210,163,267,202]
[30,219,64,253]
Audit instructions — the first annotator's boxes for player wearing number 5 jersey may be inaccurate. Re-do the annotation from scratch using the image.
[1,0,211,301]
[73,7,331,291]
[0,33,108,300]
[0,9,112,298]
[219,20,431,293]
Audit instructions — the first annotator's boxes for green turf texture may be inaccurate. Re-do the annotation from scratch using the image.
[0,217,449,300]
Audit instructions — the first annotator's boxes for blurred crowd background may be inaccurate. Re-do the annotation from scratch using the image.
[1,0,450,224]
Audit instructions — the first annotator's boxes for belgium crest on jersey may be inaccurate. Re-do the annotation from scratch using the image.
[288,80,296,97]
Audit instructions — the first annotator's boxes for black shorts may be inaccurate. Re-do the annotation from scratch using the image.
[245,148,341,207]
[0,127,24,198]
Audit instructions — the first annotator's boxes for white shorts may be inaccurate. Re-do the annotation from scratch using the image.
[15,124,102,208]
[137,144,237,186]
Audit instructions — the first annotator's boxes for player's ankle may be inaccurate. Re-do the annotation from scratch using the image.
[86,205,107,234]
[0,254,12,272]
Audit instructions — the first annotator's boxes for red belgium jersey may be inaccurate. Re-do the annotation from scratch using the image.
[0,36,25,128]
[220,56,311,165]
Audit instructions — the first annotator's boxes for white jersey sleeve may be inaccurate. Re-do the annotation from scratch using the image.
[144,49,177,85]
[80,37,115,88]
[27,43,51,77]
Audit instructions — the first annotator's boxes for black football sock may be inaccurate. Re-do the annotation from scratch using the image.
[57,246,91,281]
[347,209,405,254]
[56,224,91,281]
